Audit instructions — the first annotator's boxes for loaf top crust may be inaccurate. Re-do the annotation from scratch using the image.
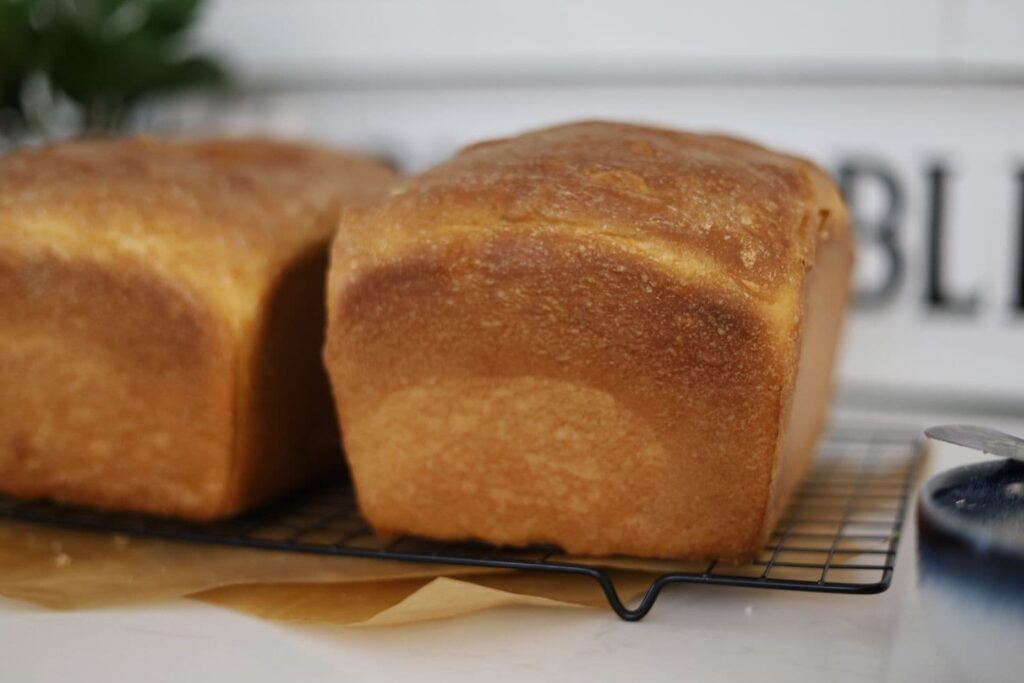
[0,136,396,332]
[332,121,848,313]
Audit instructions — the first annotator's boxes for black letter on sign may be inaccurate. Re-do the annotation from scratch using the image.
[837,159,904,309]
[1016,167,1024,312]
[925,163,979,314]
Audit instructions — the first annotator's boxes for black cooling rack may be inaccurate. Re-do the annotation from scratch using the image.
[0,424,925,621]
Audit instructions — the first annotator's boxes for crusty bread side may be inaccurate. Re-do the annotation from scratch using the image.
[325,121,851,560]
[0,137,396,519]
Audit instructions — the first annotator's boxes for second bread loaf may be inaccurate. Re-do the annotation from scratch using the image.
[0,137,397,519]
[324,121,852,560]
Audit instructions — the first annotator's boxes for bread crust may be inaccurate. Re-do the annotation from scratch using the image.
[325,121,851,560]
[0,137,396,518]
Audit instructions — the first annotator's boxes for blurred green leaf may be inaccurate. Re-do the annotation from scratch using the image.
[1,0,228,135]
[143,0,201,34]
[0,0,39,120]
[141,53,226,92]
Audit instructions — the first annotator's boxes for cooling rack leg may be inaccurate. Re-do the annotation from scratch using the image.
[589,571,666,621]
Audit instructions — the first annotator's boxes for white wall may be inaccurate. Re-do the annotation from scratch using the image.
[170,1,1024,405]
[196,0,1024,83]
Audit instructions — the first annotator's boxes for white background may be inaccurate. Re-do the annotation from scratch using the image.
[196,0,1024,82]
[162,0,1024,404]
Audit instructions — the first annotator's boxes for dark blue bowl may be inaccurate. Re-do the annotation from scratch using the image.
[917,459,1024,680]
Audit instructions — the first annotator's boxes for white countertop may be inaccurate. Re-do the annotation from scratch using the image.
[1,412,1017,683]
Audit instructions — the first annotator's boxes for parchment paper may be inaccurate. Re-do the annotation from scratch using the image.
[0,519,659,625]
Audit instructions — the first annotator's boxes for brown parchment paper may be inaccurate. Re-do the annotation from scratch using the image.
[195,571,660,626]
[0,519,661,625]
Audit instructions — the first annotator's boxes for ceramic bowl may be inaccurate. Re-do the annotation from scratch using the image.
[917,459,1024,681]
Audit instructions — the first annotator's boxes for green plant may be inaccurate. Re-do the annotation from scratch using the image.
[0,0,227,138]
[0,1,39,133]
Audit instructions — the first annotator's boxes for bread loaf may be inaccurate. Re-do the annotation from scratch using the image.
[324,121,851,560]
[0,137,396,519]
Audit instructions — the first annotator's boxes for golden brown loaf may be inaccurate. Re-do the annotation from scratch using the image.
[0,136,396,519]
[324,121,852,560]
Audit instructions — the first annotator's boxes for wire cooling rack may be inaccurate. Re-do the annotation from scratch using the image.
[0,423,925,621]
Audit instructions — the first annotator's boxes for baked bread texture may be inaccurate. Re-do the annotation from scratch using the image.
[0,136,396,520]
[325,120,853,560]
